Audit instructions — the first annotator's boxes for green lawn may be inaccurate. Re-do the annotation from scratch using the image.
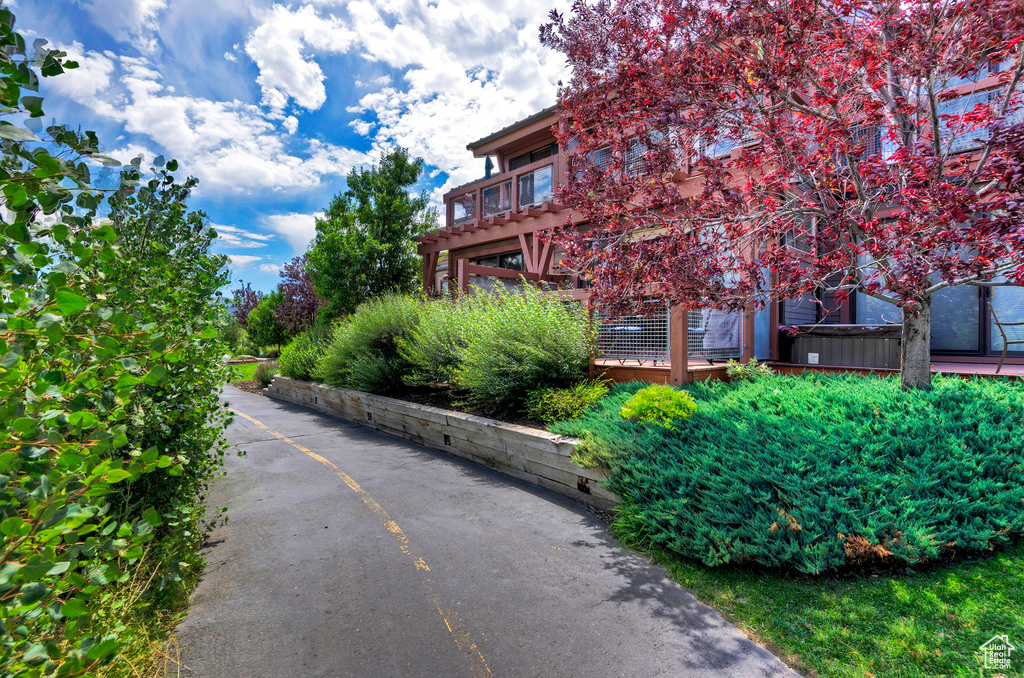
[225,362,258,382]
[626,537,1024,677]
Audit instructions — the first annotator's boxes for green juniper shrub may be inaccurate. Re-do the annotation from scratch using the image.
[526,379,610,425]
[278,325,333,381]
[400,296,469,387]
[618,384,697,430]
[454,284,593,415]
[725,357,775,381]
[316,294,423,393]
[555,375,1024,574]
[254,360,280,388]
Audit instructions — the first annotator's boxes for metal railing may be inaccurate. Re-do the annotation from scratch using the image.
[444,155,561,229]
[518,165,553,209]
[688,309,744,360]
[482,180,512,216]
[596,304,670,365]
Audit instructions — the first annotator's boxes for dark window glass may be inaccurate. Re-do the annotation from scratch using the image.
[472,251,524,272]
[530,144,556,163]
[508,152,531,171]
[499,252,524,271]
[991,286,1024,352]
[931,285,980,352]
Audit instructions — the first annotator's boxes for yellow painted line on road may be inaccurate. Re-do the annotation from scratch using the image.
[229,408,492,677]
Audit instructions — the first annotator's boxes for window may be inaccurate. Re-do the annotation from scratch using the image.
[834,124,898,169]
[624,138,647,176]
[931,285,980,352]
[508,144,557,171]
[588,146,612,170]
[472,251,524,272]
[936,85,1024,154]
[937,89,999,153]
[991,285,1024,353]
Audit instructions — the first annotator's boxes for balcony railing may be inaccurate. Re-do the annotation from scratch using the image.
[518,165,553,209]
[444,153,564,230]
[482,180,512,216]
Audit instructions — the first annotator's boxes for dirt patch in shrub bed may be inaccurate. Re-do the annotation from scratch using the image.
[230,380,264,395]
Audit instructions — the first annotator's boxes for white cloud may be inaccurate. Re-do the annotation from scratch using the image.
[244,4,357,115]
[224,51,238,62]
[211,223,274,249]
[349,119,373,135]
[80,0,168,53]
[50,43,115,100]
[226,254,262,267]
[259,263,283,273]
[263,211,324,254]
[46,48,372,193]
[243,0,571,197]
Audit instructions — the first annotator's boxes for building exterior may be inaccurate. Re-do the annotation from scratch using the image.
[417,105,1024,383]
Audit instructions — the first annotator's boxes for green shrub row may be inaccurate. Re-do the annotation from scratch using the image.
[310,286,594,415]
[278,326,332,381]
[317,294,424,393]
[555,375,1024,574]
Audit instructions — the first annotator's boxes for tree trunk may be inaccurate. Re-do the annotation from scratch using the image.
[900,298,932,390]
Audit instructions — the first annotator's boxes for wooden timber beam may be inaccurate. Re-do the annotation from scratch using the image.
[669,305,692,386]
[422,251,440,294]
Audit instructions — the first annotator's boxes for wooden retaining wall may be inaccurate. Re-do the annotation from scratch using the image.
[264,377,619,510]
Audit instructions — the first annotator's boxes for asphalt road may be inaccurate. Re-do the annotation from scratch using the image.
[175,386,797,678]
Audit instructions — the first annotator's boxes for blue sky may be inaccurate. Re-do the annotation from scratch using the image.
[14,0,569,291]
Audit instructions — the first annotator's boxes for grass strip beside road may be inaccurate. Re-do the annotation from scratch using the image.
[623,536,1024,678]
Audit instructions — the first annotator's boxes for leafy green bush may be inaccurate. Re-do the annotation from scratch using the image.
[555,376,1024,574]
[400,297,468,386]
[317,294,423,393]
[526,380,609,424]
[255,360,280,387]
[278,326,333,381]
[0,17,228,676]
[725,357,775,381]
[455,285,593,414]
[619,384,697,429]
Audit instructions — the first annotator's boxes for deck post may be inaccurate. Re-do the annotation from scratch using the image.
[743,302,756,363]
[457,258,470,295]
[422,252,439,295]
[669,305,691,386]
